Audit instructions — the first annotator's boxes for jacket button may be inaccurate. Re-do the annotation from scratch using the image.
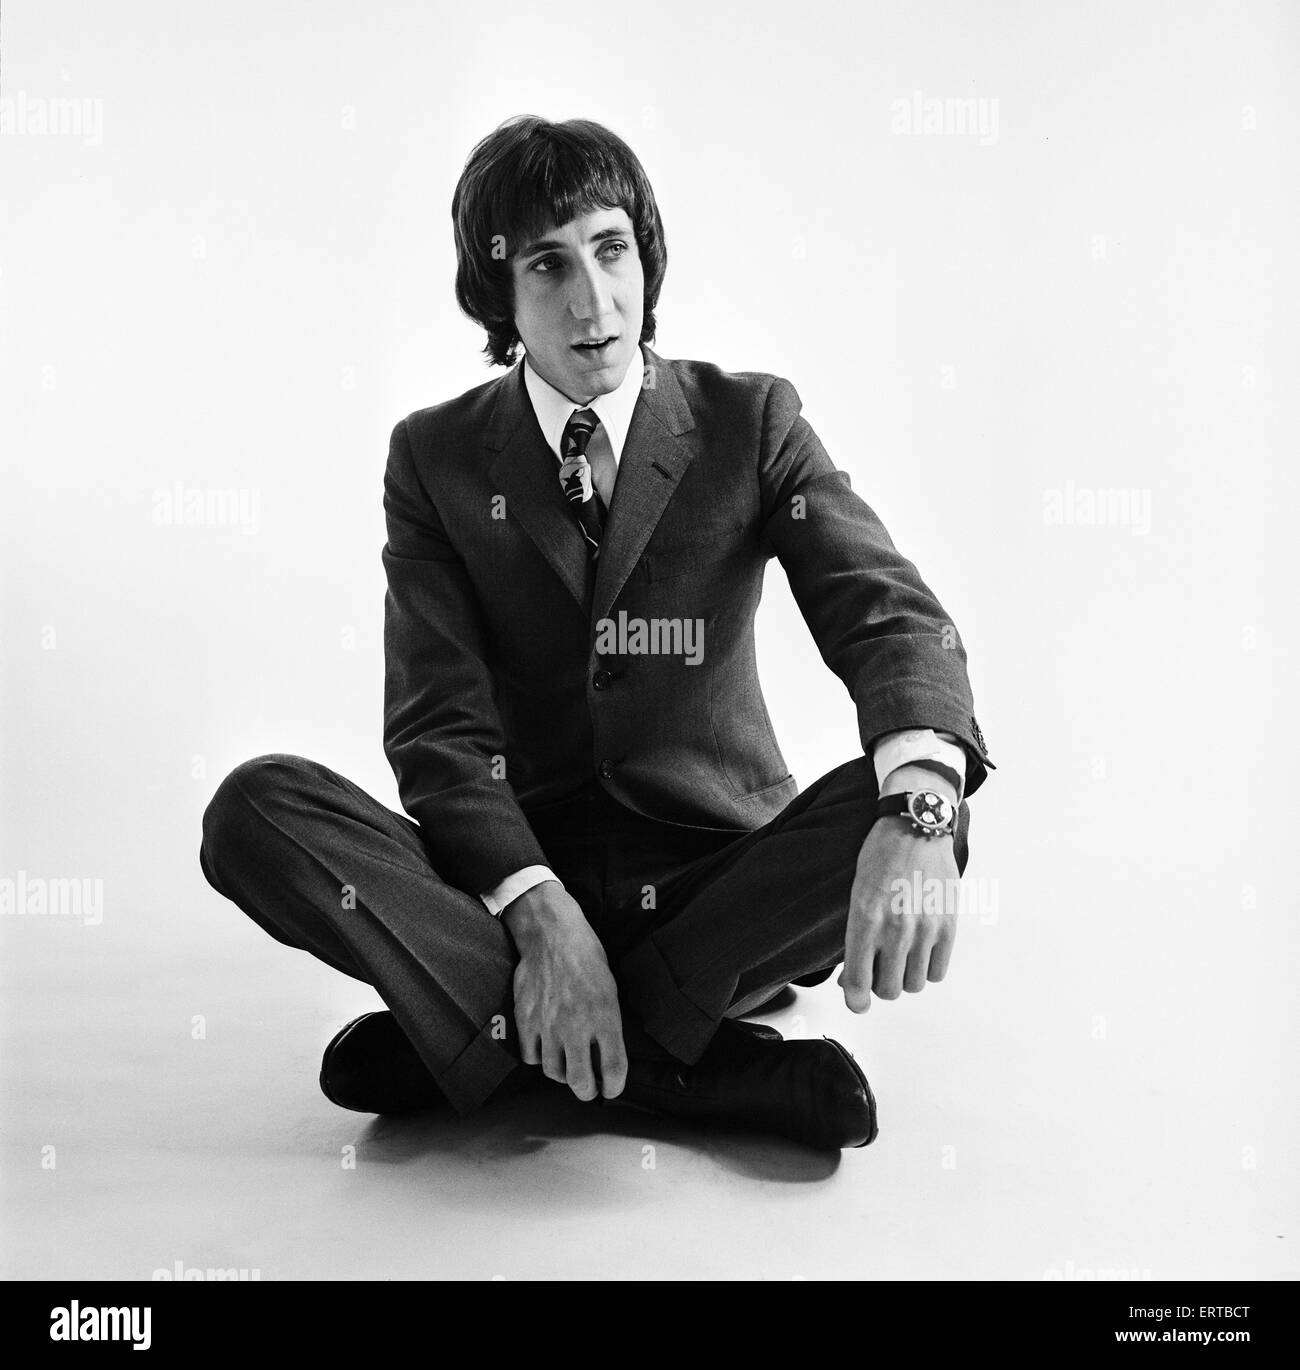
[593,670,612,690]
[598,759,616,780]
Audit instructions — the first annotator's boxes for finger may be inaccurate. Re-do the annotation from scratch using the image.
[840,910,878,1014]
[541,1039,566,1084]
[564,1040,598,1102]
[873,946,906,1001]
[517,1024,540,1067]
[838,967,872,1014]
[927,934,956,983]
[595,1027,628,1099]
[903,940,933,994]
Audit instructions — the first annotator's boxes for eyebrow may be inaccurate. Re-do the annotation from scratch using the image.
[517,225,630,258]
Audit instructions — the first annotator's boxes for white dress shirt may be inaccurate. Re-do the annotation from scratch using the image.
[479,350,969,915]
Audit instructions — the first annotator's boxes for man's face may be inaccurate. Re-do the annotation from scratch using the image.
[510,205,644,404]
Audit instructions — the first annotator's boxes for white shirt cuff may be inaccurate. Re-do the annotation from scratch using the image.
[480,865,558,917]
[872,729,968,801]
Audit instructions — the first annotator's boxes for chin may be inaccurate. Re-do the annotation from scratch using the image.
[601,340,639,377]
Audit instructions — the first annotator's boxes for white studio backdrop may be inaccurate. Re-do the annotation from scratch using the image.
[1,0,1296,1279]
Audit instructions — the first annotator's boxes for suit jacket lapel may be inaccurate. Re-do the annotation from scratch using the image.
[484,360,590,611]
[481,344,698,624]
[591,345,697,627]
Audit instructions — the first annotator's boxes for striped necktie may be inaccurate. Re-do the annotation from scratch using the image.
[559,408,610,559]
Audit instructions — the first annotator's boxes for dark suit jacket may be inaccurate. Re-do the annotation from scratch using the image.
[382,343,993,895]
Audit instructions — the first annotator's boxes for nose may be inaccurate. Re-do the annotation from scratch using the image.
[568,255,614,323]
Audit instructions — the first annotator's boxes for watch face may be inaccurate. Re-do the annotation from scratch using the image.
[908,790,954,830]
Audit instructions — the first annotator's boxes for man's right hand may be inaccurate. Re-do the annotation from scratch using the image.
[500,881,627,1102]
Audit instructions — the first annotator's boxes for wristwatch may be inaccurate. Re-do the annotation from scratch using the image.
[875,789,958,838]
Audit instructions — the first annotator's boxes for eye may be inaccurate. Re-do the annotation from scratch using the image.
[529,255,561,274]
[601,241,628,259]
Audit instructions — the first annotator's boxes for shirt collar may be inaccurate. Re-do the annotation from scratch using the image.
[522,344,645,463]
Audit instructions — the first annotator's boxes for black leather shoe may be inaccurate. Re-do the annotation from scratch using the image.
[747,984,797,1014]
[617,1019,878,1150]
[747,967,837,1015]
[792,966,836,989]
[319,1011,447,1114]
[718,1017,783,1044]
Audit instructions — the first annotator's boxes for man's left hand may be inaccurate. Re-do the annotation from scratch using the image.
[838,816,961,1013]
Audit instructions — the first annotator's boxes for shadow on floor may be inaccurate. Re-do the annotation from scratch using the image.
[351,1085,842,1185]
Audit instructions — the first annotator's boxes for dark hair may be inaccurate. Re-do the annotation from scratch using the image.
[452,116,668,367]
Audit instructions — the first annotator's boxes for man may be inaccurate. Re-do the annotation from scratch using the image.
[199,115,995,1151]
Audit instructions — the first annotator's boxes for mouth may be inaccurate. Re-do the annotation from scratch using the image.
[571,335,619,359]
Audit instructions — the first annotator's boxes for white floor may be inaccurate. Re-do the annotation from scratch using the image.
[3,0,1297,1289]
[3,863,1292,1281]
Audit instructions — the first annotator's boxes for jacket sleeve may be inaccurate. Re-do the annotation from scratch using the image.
[756,377,995,796]
[381,416,551,893]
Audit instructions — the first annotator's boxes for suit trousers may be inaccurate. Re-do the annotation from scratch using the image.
[198,753,970,1115]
